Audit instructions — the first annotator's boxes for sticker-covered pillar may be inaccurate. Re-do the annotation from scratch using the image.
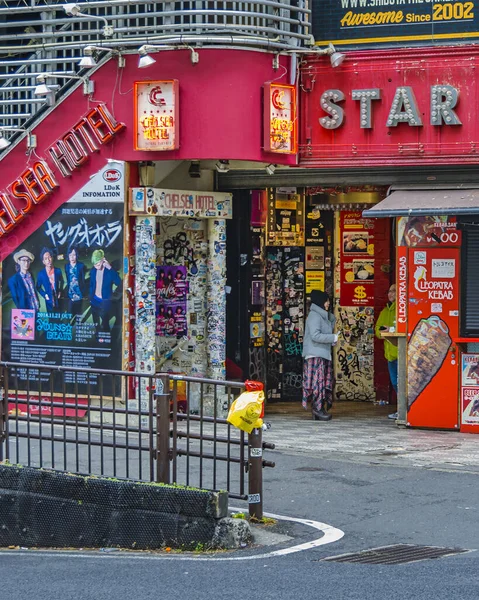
[207,219,227,380]
[134,216,157,408]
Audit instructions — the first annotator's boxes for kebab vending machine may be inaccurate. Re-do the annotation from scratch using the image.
[400,217,462,429]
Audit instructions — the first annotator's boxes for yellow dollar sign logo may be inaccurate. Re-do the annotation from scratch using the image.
[354,286,367,300]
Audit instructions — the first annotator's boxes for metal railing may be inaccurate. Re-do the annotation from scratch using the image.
[0,1,311,139]
[0,361,275,518]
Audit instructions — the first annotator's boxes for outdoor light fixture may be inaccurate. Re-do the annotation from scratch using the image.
[78,45,117,68]
[34,73,94,96]
[265,164,276,176]
[0,127,36,150]
[138,47,157,69]
[137,44,199,68]
[63,4,114,37]
[188,161,201,178]
[327,43,345,68]
[215,160,230,174]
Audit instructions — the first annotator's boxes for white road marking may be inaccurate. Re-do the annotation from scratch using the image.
[0,510,344,561]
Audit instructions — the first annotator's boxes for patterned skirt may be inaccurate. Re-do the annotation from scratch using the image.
[302,357,334,412]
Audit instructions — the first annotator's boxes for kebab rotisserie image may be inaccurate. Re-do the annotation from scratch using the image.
[407,316,452,408]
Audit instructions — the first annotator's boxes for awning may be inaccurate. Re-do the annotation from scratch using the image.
[363,187,479,217]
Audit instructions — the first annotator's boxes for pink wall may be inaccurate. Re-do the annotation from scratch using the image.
[0,49,295,259]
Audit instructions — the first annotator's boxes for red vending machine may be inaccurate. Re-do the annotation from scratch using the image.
[402,218,461,429]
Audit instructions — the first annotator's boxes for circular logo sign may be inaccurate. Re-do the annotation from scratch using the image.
[103,169,121,182]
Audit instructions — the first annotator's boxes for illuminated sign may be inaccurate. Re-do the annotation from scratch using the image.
[263,82,297,154]
[313,0,479,48]
[134,80,179,151]
[130,187,232,219]
[319,85,462,131]
[0,104,125,238]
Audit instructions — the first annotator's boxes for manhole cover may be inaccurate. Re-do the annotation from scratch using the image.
[295,467,324,472]
[322,544,470,565]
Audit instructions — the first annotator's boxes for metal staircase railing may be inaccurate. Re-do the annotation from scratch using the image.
[0,1,312,150]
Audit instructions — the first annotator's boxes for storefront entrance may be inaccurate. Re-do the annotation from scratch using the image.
[227,187,396,410]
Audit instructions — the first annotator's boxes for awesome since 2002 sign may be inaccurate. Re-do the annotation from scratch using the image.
[313,0,479,48]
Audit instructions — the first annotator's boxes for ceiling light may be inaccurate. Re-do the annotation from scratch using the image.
[0,136,10,150]
[188,161,201,178]
[215,160,230,173]
[265,164,276,176]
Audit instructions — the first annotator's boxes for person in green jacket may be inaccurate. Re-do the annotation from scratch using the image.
[375,284,398,419]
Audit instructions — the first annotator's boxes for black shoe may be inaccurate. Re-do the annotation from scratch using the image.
[313,408,332,421]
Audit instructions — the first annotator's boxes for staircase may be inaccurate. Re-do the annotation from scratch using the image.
[0,0,312,149]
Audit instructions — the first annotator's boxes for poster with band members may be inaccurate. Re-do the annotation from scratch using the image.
[313,1,479,49]
[156,265,188,338]
[1,163,125,402]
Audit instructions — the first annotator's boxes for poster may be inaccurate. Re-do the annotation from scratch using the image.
[340,212,375,306]
[1,163,125,398]
[306,271,325,295]
[305,246,324,270]
[462,354,479,387]
[267,190,304,247]
[156,265,188,338]
[462,388,479,425]
[312,1,479,48]
[398,216,461,247]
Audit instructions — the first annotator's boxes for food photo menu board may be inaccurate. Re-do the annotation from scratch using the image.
[339,211,375,306]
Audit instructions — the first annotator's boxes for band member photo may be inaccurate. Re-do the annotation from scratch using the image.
[89,249,121,338]
[8,249,40,310]
[65,245,87,315]
[36,247,64,311]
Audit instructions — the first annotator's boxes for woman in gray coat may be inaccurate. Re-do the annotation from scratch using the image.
[302,290,338,421]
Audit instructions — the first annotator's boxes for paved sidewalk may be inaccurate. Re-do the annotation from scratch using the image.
[262,402,479,473]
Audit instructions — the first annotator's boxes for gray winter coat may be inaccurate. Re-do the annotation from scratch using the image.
[302,304,337,361]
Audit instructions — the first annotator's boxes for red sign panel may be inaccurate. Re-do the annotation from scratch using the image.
[299,48,479,167]
[407,247,460,429]
[396,245,408,334]
[339,211,375,306]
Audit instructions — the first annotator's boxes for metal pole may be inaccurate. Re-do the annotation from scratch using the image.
[248,427,263,520]
[0,366,5,462]
[397,336,407,427]
[156,374,171,484]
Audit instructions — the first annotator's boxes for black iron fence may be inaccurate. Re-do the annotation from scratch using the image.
[0,362,275,518]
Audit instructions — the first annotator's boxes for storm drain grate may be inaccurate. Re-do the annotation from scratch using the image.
[322,544,470,565]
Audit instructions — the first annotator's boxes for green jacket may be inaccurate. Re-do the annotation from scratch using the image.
[375,301,398,362]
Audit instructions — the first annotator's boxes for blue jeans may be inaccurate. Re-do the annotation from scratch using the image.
[388,360,398,393]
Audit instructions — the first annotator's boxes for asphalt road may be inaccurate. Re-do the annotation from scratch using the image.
[2,450,478,600]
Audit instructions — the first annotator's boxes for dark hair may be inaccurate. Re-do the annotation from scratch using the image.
[40,247,54,262]
[310,290,330,309]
